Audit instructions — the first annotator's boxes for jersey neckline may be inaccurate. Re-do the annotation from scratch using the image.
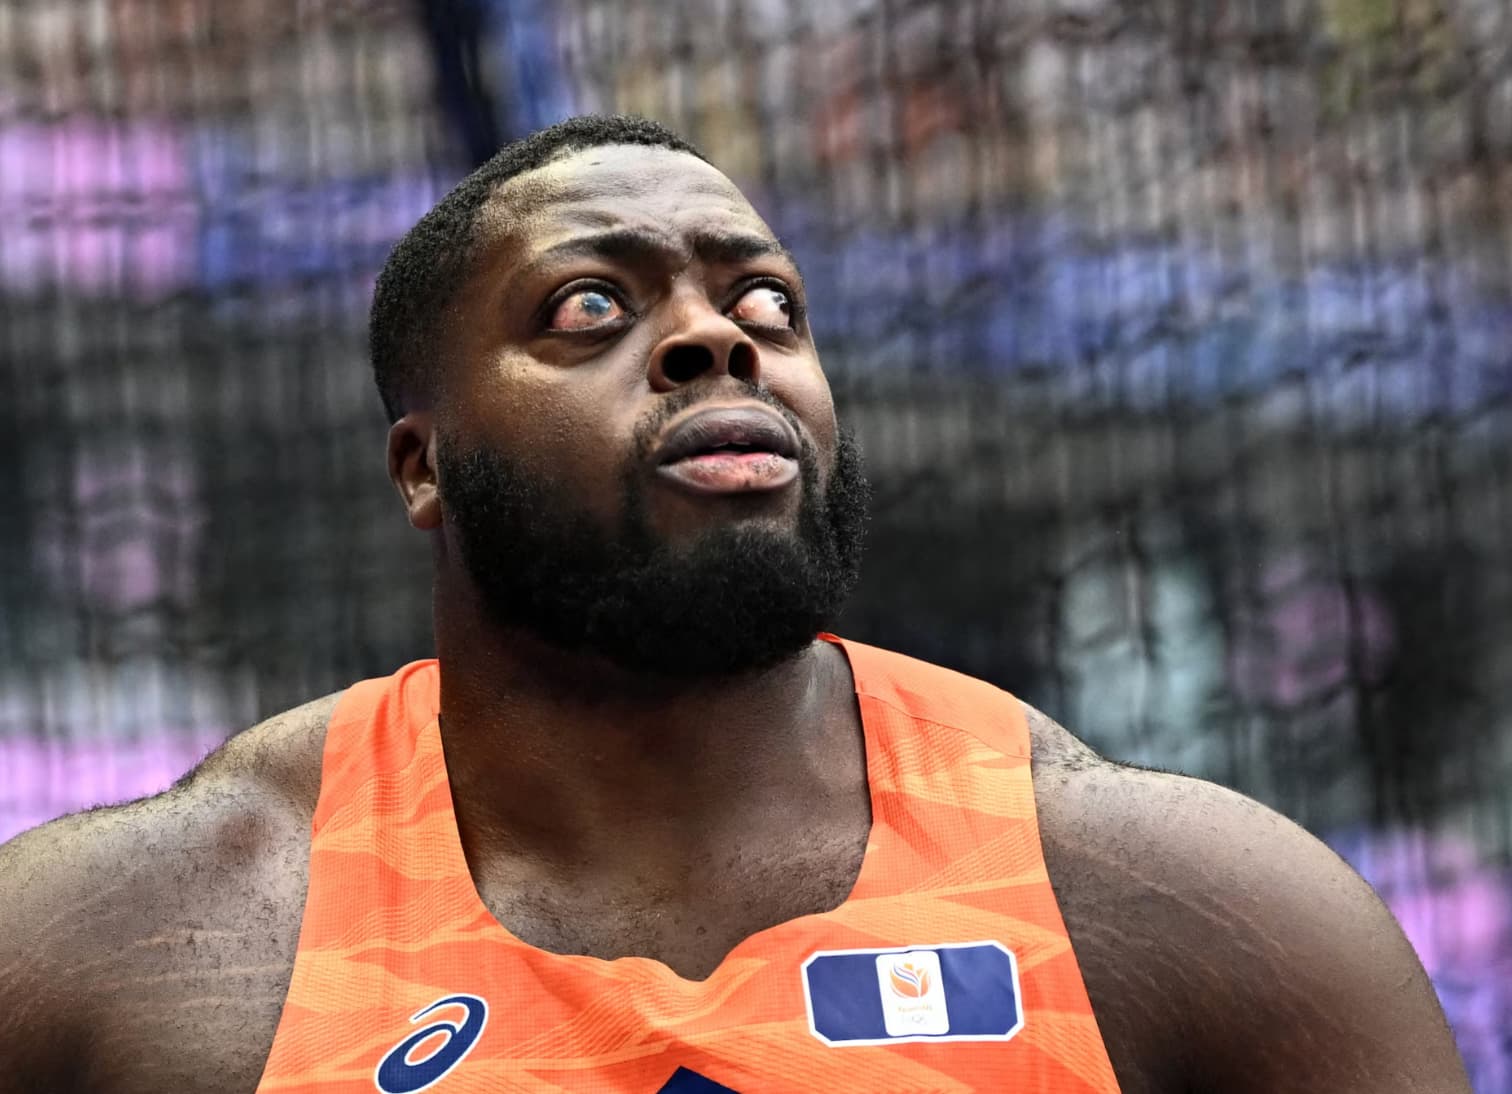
[424,634,886,986]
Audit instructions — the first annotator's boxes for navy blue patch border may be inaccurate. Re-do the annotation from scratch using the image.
[800,940,1025,1047]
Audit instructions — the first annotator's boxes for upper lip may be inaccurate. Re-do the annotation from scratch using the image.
[652,404,801,465]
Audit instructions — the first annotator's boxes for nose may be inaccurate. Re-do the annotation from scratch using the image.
[646,301,760,391]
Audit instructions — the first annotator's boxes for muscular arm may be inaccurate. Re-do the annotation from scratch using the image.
[0,812,101,1091]
[0,695,334,1094]
[1027,705,1471,1094]
[1170,781,1472,1094]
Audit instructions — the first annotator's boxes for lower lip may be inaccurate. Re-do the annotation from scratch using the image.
[655,451,800,495]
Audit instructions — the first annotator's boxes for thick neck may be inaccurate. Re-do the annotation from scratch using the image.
[430,577,863,886]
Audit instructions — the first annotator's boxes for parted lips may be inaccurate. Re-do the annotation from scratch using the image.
[651,405,801,466]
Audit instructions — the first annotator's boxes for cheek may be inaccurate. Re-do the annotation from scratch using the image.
[775,361,839,454]
[456,354,644,510]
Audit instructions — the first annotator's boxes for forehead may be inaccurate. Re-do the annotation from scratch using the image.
[478,145,775,259]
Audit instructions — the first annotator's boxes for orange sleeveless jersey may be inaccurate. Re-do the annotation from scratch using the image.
[256,637,1121,1093]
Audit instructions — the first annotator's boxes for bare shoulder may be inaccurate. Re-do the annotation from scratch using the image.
[1023,703,1471,1094]
[0,692,341,1094]
[176,689,341,807]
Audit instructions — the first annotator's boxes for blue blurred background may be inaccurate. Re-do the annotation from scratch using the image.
[0,0,1508,1085]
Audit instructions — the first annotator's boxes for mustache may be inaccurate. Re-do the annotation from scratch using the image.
[630,383,815,464]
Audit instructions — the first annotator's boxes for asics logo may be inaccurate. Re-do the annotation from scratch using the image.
[373,993,488,1093]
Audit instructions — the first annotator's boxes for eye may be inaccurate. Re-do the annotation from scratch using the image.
[729,284,794,329]
[548,287,625,332]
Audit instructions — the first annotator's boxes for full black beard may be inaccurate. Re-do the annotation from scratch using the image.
[437,407,869,680]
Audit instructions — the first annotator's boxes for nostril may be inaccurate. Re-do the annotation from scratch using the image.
[728,342,757,380]
[662,344,715,384]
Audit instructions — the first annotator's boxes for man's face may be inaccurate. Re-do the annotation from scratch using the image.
[431,145,868,677]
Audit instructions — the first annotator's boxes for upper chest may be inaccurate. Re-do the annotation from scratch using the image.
[471,803,873,981]
[98,721,1186,1094]
[100,834,1175,1094]
[289,759,1163,1089]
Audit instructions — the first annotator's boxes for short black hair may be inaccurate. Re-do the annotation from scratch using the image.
[369,115,708,423]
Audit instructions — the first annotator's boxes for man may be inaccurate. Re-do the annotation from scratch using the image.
[0,115,1471,1093]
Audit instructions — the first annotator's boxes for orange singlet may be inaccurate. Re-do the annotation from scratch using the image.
[256,637,1121,1093]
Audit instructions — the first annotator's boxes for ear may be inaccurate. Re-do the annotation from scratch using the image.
[387,411,441,530]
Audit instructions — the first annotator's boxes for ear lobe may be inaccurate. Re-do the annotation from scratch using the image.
[387,413,441,530]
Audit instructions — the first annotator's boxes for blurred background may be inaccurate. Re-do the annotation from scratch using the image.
[1,0,1509,1085]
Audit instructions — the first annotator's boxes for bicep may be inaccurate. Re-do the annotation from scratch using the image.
[0,816,106,1093]
[1164,787,1471,1093]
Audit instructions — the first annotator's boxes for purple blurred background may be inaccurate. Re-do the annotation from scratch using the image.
[1,0,1508,1085]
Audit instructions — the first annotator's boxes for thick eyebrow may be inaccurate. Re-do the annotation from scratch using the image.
[514,227,803,291]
